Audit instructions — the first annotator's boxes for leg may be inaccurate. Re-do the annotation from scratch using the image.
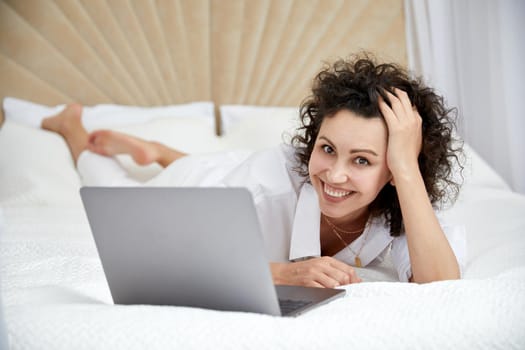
[88,130,187,168]
[41,103,88,164]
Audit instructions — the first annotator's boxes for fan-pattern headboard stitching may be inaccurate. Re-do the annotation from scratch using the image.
[0,0,406,132]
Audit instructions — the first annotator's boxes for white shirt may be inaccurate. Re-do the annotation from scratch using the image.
[78,144,466,282]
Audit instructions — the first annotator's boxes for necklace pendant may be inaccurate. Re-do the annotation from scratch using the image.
[355,256,362,268]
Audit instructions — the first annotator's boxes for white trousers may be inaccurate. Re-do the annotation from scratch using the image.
[76,150,253,187]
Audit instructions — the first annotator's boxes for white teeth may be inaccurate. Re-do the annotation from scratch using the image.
[324,183,351,198]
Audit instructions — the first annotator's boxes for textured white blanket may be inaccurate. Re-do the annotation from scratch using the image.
[2,206,525,350]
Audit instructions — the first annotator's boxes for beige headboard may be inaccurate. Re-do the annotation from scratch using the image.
[0,0,407,131]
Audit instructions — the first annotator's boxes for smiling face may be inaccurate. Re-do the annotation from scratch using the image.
[308,109,392,224]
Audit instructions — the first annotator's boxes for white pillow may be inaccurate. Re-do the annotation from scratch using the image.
[3,97,215,131]
[219,105,300,150]
[1,98,217,206]
[461,143,511,191]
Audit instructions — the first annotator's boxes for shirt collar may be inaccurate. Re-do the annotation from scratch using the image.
[289,183,321,261]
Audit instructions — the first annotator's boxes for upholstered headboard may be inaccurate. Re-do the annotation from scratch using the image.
[0,0,407,130]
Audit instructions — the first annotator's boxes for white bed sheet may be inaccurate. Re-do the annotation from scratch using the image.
[1,204,524,349]
[1,101,525,349]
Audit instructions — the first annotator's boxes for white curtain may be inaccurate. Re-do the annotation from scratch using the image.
[404,0,525,194]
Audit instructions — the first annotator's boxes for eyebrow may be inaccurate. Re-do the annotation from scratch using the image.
[319,136,379,156]
[350,149,378,156]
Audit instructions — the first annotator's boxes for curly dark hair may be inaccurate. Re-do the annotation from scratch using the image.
[291,53,463,236]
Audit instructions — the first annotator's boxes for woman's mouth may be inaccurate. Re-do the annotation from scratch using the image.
[323,182,354,200]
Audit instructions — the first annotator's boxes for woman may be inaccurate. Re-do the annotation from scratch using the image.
[40,54,465,287]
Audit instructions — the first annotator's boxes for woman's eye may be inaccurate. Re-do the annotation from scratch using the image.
[322,145,334,154]
[355,157,369,165]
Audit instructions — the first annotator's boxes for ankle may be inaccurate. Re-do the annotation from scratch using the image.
[41,103,84,137]
[60,114,83,134]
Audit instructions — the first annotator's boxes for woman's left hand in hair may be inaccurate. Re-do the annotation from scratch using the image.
[378,88,423,180]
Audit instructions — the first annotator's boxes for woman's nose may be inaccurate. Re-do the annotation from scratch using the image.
[327,162,349,183]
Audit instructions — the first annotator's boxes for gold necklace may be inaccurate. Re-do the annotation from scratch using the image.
[323,216,369,267]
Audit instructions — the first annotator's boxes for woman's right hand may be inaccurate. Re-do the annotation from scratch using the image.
[270,257,361,288]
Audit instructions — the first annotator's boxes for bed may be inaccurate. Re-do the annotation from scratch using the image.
[1,1,525,349]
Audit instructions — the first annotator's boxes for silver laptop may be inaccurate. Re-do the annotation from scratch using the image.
[80,186,345,317]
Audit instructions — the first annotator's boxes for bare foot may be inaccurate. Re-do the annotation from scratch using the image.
[41,103,83,136]
[41,103,89,163]
[87,130,160,165]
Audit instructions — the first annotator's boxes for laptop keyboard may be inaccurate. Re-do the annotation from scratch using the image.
[278,299,313,315]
